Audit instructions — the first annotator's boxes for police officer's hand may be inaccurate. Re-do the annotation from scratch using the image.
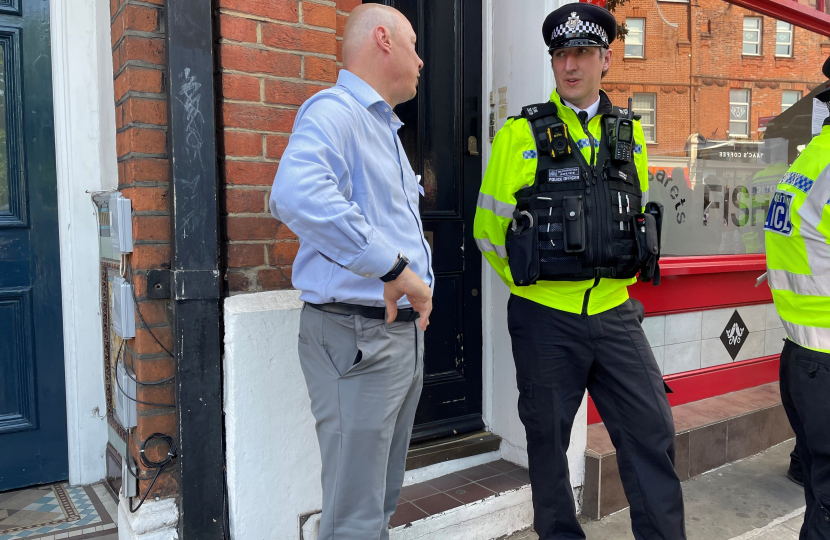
[383,267,432,331]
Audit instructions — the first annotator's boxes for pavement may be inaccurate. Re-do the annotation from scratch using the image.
[504,439,805,540]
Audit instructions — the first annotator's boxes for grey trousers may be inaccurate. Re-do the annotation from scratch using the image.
[298,304,424,540]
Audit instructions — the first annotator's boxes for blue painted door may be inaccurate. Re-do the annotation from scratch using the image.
[0,0,67,490]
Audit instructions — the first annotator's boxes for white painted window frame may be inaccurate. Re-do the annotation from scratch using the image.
[743,17,762,56]
[775,21,794,57]
[633,92,657,143]
[625,18,646,58]
[729,89,751,138]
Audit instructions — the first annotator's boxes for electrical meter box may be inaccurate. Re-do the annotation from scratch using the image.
[115,362,137,429]
[112,276,136,339]
[109,192,133,254]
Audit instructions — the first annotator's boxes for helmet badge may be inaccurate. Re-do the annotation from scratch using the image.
[566,12,580,32]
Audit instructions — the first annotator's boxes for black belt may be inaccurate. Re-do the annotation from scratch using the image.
[307,302,420,322]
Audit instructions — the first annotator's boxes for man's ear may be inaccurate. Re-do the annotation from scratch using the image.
[374,25,394,54]
[602,47,613,71]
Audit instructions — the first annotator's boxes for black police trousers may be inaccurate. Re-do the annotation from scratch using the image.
[780,338,830,540]
[507,295,686,540]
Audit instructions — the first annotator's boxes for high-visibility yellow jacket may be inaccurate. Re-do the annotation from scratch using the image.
[474,90,649,315]
[765,124,830,354]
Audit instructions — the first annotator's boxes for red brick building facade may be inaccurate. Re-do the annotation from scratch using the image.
[108,0,362,504]
[218,0,361,294]
[603,0,830,157]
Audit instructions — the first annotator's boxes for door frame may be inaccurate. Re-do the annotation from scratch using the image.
[49,0,117,485]
[365,0,485,443]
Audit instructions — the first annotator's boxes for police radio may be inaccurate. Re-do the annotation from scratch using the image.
[610,98,634,164]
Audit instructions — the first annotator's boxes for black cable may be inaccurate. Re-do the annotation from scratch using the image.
[127,259,175,360]
[126,428,178,513]
[115,341,176,408]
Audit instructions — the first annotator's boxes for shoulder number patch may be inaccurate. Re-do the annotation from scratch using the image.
[764,191,794,237]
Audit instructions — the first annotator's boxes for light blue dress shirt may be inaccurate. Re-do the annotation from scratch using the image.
[270,70,433,307]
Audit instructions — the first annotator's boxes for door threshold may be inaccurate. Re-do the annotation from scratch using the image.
[406,431,500,471]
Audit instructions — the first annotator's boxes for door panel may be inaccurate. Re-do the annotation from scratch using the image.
[369,0,483,442]
[0,0,67,490]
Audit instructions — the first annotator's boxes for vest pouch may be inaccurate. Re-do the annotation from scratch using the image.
[507,210,540,286]
[634,212,659,280]
[563,196,586,253]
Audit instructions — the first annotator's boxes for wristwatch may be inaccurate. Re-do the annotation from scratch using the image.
[380,253,410,282]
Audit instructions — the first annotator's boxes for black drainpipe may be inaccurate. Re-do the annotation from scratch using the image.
[162,0,225,538]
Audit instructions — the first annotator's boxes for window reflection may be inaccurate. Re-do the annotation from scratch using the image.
[605,0,830,256]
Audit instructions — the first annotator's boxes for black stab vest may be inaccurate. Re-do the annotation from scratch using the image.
[510,101,643,282]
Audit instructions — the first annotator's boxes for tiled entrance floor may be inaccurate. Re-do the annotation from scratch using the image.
[0,482,118,540]
[390,459,531,528]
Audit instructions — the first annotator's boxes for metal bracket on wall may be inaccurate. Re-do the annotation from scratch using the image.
[146,269,221,301]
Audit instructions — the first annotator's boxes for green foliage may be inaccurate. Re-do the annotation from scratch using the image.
[603,0,631,42]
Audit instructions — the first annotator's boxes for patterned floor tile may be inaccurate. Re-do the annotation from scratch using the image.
[0,483,117,540]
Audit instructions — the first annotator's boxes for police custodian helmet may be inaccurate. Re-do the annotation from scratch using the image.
[542,3,618,52]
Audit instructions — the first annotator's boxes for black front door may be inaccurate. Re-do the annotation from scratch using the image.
[0,0,67,490]
[368,0,483,442]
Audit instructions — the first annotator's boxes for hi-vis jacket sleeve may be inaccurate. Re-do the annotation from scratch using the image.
[633,121,649,200]
[474,119,537,286]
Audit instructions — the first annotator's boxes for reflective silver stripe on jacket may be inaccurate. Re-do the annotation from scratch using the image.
[475,237,508,258]
[477,192,515,219]
[782,319,830,352]
[768,269,830,298]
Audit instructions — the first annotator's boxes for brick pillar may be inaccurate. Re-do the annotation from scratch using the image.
[111,0,178,500]
[217,0,362,294]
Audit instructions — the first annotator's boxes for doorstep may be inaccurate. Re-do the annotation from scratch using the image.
[389,459,533,539]
[582,382,794,520]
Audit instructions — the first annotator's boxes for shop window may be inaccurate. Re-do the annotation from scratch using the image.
[729,89,751,137]
[742,17,762,55]
[625,18,645,58]
[601,0,827,258]
[782,90,801,111]
[776,21,794,57]
[633,93,656,143]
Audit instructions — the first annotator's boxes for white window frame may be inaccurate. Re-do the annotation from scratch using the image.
[782,90,801,112]
[729,89,751,138]
[632,93,657,143]
[625,18,645,58]
[775,21,794,57]
[743,17,762,56]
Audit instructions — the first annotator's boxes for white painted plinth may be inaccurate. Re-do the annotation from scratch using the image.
[224,290,319,540]
[117,494,178,540]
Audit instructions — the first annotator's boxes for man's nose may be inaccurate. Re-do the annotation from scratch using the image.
[564,53,577,71]
[417,56,424,71]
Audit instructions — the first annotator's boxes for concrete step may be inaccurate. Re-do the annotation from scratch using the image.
[387,459,533,540]
[582,382,794,520]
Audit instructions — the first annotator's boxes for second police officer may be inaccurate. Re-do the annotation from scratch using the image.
[474,4,686,539]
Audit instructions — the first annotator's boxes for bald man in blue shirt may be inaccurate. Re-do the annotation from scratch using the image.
[270,5,432,539]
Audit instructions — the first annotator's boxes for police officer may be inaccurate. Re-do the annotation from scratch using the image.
[765,55,830,540]
[474,4,686,539]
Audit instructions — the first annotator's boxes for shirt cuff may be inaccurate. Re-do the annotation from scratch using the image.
[348,232,400,280]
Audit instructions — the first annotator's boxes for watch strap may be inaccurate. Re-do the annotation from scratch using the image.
[380,254,409,282]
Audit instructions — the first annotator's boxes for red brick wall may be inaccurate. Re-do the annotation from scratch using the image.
[111,0,178,498]
[217,0,362,293]
[603,0,829,157]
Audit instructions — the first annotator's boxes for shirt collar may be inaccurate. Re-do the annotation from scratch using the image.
[337,69,402,128]
[337,69,387,109]
[550,89,614,122]
[562,95,600,122]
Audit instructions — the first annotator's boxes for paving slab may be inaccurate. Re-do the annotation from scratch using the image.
[504,440,805,540]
